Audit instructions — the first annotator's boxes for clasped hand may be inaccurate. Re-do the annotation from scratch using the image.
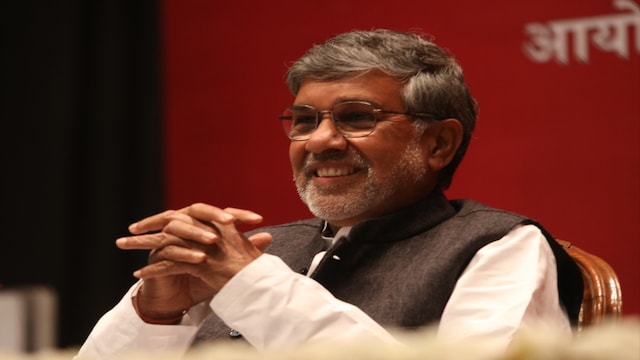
[115,203,273,321]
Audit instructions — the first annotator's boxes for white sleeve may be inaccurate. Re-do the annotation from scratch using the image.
[75,282,211,359]
[77,224,569,357]
[211,254,399,350]
[437,224,571,349]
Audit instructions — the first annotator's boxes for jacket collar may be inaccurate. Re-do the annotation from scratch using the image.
[321,188,456,245]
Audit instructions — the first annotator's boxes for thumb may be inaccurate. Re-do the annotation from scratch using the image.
[248,232,272,252]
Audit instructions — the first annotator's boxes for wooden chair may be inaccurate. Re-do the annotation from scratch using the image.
[557,240,623,330]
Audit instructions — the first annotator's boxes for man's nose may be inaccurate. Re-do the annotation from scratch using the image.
[304,113,347,153]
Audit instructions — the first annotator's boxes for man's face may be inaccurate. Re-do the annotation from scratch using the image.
[290,71,439,226]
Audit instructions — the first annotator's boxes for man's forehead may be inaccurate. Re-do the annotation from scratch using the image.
[294,74,405,107]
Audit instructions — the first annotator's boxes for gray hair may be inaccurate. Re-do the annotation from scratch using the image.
[286,29,477,189]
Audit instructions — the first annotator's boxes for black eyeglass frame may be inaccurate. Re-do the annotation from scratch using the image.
[278,100,438,141]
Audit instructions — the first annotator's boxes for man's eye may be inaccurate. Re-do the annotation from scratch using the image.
[338,112,375,128]
[340,111,374,122]
[292,115,316,126]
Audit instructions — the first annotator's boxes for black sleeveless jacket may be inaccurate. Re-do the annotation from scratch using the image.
[194,189,583,344]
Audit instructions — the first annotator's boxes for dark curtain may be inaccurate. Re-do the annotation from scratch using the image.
[0,1,163,348]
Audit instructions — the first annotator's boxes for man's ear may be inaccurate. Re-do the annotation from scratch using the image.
[423,119,463,171]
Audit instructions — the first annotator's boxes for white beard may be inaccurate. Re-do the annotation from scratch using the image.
[294,132,427,222]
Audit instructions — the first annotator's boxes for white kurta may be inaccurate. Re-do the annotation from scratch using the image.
[76,224,570,359]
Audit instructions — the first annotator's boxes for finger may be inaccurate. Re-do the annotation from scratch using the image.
[133,259,195,279]
[223,207,265,225]
[184,203,235,226]
[248,232,272,252]
[116,231,200,250]
[163,218,218,245]
[148,245,207,264]
[133,260,217,284]
[117,232,168,250]
[129,209,185,235]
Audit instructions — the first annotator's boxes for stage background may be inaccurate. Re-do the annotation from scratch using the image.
[162,0,639,317]
[1,0,162,349]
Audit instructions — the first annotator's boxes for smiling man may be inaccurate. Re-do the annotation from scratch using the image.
[77,30,583,358]
[290,71,441,225]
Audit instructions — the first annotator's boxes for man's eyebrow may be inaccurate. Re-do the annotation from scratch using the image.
[292,98,383,108]
[331,98,385,108]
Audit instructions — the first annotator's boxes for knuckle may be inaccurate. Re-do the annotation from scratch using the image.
[162,210,175,217]
[148,248,160,262]
[157,260,172,271]
[157,232,170,247]
[161,210,176,222]
[189,203,204,212]
[163,219,178,231]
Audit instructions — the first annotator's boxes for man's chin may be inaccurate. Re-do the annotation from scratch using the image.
[302,195,369,222]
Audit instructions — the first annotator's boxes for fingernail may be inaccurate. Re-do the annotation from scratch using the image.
[249,213,263,220]
[194,252,207,261]
[133,270,141,278]
[202,231,217,240]
[129,223,138,232]
[116,238,127,247]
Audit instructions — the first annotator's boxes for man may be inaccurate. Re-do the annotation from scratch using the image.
[76,29,582,358]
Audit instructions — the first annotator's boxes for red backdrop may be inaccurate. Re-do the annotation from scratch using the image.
[162,0,639,315]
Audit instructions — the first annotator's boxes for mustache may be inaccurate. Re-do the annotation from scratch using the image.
[309,150,350,162]
[302,150,369,172]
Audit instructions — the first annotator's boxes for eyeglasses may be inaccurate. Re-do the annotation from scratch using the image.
[279,100,436,141]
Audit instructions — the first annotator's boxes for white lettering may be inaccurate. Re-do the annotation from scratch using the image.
[523,0,640,64]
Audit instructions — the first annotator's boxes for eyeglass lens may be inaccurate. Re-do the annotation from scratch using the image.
[282,102,378,140]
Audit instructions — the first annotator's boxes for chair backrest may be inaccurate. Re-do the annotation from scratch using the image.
[557,240,623,330]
